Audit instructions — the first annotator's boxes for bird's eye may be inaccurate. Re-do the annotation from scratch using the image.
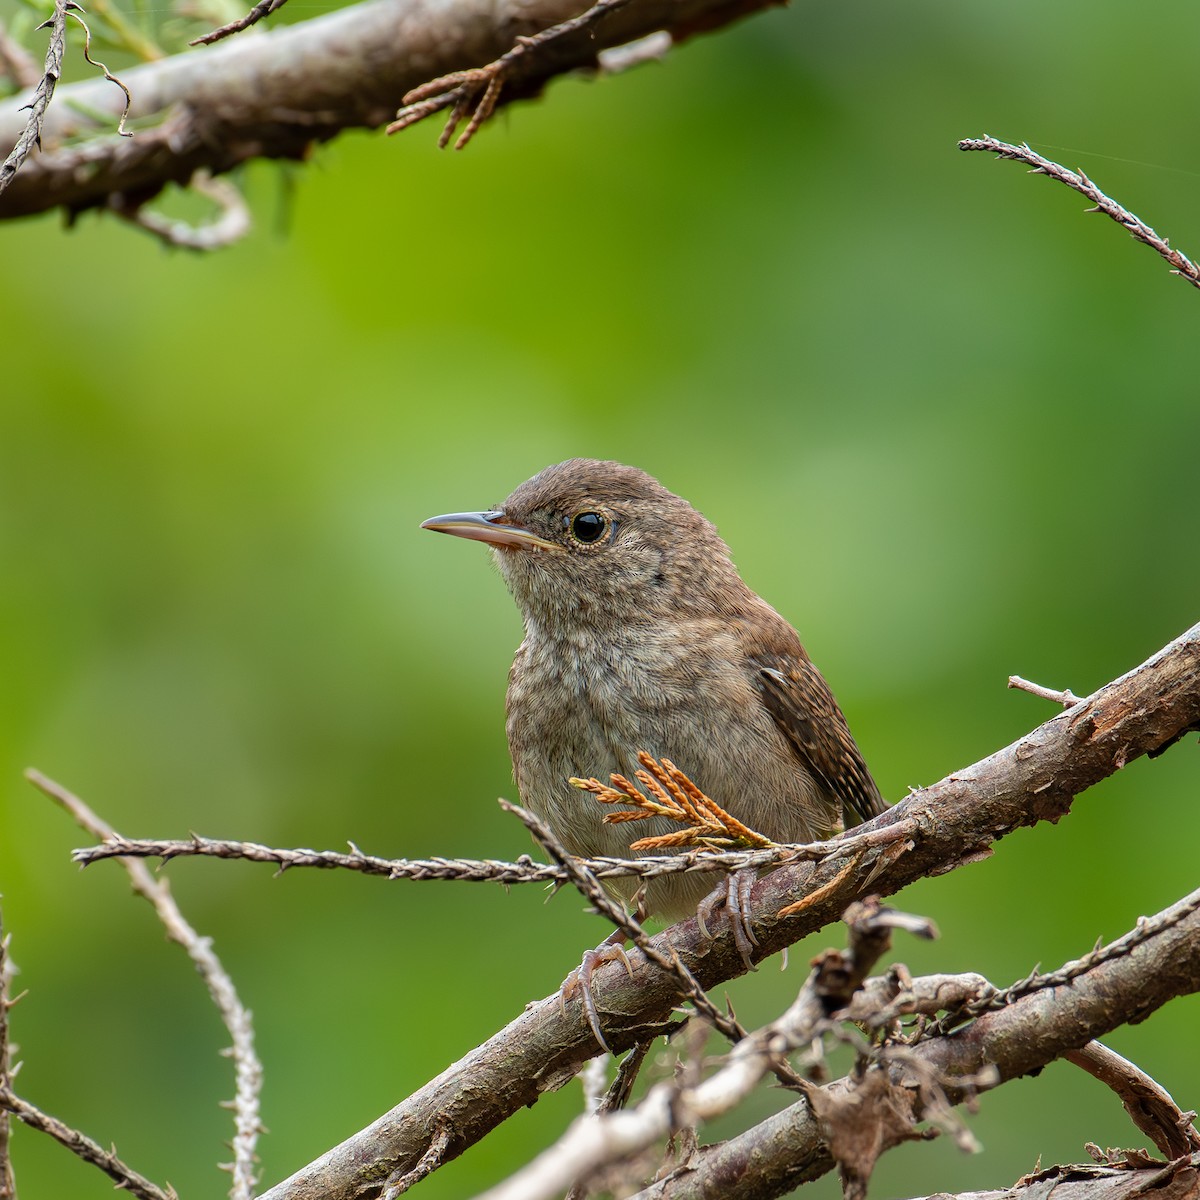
[570,511,608,544]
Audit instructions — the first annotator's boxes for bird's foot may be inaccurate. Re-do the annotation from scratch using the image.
[697,869,759,970]
[560,929,634,1054]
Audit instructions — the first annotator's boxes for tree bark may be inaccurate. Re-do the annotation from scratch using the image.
[0,0,780,220]
[257,622,1200,1200]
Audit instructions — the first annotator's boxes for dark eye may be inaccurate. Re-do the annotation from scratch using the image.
[570,511,608,544]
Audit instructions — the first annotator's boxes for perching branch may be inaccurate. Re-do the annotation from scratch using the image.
[959,136,1200,290]
[475,898,938,1200]
[249,620,1200,1200]
[632,885,1200,1200]
[74,818,911,882]
[0,0,779,221]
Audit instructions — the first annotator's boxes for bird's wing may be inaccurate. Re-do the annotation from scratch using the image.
[753,651,887,827]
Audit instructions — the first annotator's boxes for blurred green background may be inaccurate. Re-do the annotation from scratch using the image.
[2,0,1199,1195]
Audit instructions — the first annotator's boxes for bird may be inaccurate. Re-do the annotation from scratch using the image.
[421,459,885,944]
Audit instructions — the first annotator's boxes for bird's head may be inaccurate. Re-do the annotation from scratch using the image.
[421,459,746,627]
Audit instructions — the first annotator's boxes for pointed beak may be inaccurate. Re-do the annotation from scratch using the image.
[420,510,563,552]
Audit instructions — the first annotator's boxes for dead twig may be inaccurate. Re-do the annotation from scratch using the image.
[0,0,70,196]
[959,135,1200,290]
[1008,675,1084,708]
[190,0,291,46]
[111,170,251,249]
[0,1088,176,1200]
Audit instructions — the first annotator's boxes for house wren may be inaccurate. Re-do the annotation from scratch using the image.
[422,459,885,923]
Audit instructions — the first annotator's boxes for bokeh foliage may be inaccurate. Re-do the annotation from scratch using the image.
[1,0,1198,1195]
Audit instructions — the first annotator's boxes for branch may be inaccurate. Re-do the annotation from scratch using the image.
[959,135,1200,290]
[0,1088,177,1200]
[0,0,70,198]
[633,885,1200,1199]
[256,621,1200,1200]
[475,899,937,1200]
[0,0,781,221]
[886,1156,1200,1200]
[73,823,909,883]
[1064,1042,1200,1160]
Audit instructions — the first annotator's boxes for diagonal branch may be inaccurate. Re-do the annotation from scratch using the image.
[959,135,1200,290]
[0,0,781,221]
[0,0,70,198]
[633,885,1200,1200]
[256,621,1200,1200]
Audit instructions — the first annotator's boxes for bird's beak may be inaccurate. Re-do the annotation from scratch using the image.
[420,510,563,553]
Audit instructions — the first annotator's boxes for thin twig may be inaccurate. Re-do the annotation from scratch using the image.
[0,0,69,196]
[25,769,262,1200]
[74,818,920,883]
[925,886,1200,1038]
[190,0,290,47]
[959,135,1200,290]
[1008,675,1083,708]
[0,1089,176,1200]
[111,170,252,249]
[65,6,131,135]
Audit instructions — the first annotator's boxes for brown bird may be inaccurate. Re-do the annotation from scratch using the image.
[421,459,885,942]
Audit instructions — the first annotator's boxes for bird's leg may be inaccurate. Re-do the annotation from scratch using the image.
[561,928,635,1054]
[697,869,759,970]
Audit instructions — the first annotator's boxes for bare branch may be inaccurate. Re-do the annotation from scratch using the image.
[887,1155,1200,1200]
[0,0,781,221]
[634,885,1200,1199]
[0,1089,177,1200]
[1064,1041,1200,1159]
[73,822,917,883]
[474,900,928,1200]
[190,0,292,47]
[213,620,1200,1199]
[0,0,69,197]
[959,135,1200,290]
[25,770,263,1200]
[111,170,252,249]
[1008,675,1083,708]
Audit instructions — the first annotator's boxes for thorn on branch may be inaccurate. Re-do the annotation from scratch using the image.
[958,134,1200,291]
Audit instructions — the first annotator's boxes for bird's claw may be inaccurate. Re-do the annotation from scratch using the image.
[698,869,759,970]
[561,932,632,1054]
